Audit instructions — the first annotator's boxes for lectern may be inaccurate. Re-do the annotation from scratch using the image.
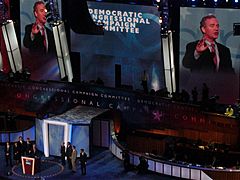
[21,156,40,175]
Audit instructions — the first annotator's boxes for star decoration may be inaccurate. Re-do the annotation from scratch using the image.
[153,110,162,121]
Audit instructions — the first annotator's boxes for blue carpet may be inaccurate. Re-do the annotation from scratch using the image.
[0,145,180,180]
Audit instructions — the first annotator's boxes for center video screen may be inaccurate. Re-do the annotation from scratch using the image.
[70,1,165,91]
[179,7,240,104]
[20,0,61,81]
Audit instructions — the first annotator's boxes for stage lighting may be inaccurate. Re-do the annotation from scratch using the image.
[0,51,2,71]
[153,0,161,8]
[1,20,22,74]
[162,31,176,94]
[235,0,239,3]
[44,0,60,23]
[52,21,73,82]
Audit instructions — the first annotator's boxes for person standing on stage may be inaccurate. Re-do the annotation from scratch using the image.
[70,145,77,173]
[182,14,234,73]
[17,136,26,156]
[60,142,66,166]
[5,141,12,167]
[31,143,39,158]
[66,142,73,170]
[122,149,130,171]
[26,137,33,156]
[79,148,87,175]
[191,86,198,103]
[141,70,149,94]
[13,142,20,165]
[201,83,209,103]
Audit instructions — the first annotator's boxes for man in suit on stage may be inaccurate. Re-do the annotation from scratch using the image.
[4,141,12,167]
[60,142,66,166]
[182,14,234,73]
[70,146,77,173]
[23,1,55,55]
[66,142,73,170]
[79,148,87,175]
[17,136,26,156]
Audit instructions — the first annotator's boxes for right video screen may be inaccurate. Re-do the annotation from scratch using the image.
[179,7,240,104]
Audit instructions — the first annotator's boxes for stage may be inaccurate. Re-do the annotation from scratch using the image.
[36,106,108,157]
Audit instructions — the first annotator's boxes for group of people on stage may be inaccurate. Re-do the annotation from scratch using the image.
[60,142,87,175]
[4,136,38,167]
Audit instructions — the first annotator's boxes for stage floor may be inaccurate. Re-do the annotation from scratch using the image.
[0,146,177,180]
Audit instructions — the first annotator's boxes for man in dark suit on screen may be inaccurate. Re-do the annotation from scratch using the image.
[23,1,55,55]
[182,14,234,73]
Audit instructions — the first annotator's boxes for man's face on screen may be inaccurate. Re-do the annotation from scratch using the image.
[34,3,47,26]
[201,18,219,41]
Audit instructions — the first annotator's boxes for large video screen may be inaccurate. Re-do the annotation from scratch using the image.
[70,1,164,90]
[20,0,61,81]
[179,7,240,104]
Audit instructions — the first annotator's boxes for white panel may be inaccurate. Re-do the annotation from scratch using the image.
[181,167,190,179]
[0,51,2,70]
[169,32,175,68]
[43,121,49,157]
[191,169,201,180]
[156,162,163,173]
[171,68,176,91]
[172,166,181,178]
[116,146,122,159]
[133,155,140,166]
[148,160,155,171]
[129,154,134,165]
[169,32,176,92]
[12,49,22,72]
[3,22,18,50]
[164,70,172,92]
[53,25,66,79]
[2,20,22,73]
[162,31,176,94]
[110,139,115,152]
[43,120,69,157]
[162,37,170,68]
[201,171,213,180]
[7,51,15,72]
[164,164,172,176]
[52,21,73,82]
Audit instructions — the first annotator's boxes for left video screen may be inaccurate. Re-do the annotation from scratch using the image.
[20,0,61,81]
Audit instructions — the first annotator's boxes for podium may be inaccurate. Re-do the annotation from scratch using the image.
[21,156,40,175]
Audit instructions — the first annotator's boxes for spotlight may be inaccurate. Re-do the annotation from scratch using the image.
[153,0,161,7]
